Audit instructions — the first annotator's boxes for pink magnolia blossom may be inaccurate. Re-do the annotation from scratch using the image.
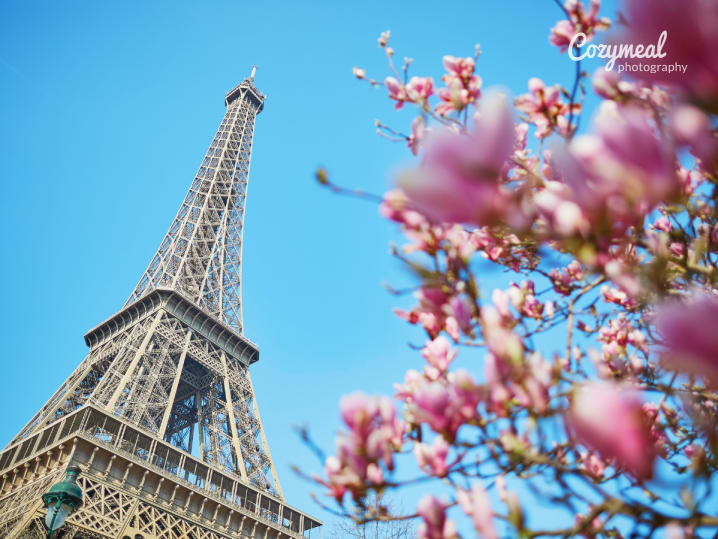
[422,336,457,377]
[549,19,575,53]
[615,0,718,105]
[435,55,482,116]
[670,105,718,171]
[666,522,691,539]
[318,393,405,501]
[553,103,679,235]
[567,383,656,480]
[445,225,480,262]
[379,189,427,228]
[417,496,460,539]
[655,292,718,387]
[394,286,448,338]
[394,369,423,402]
[485,351,551,415]
[580,451,607,480]
[443,55,475,80]
[506,281,546,320]
[445,294,476,339]
[591,68,655,104]
[385,77,408,109]
[366,462,384,484]
[401,369,481,441]
[406,76,434,103]
[457,484,498,539]
[481,304,523,366]
[642,402,669,457]
[352,66,366,79]
[549,0,610,53]
[411,380,458,436]
[394,285,476,340]
[408,116,426,156]
[534,182,591,238]
[684,443,704,460]
[601,285,638,310]
[414,435,452,476]
[514,78,579,138]
[653,216,671,233]
[548,260,583,295]
[598,314,647,360]
[398,93,515,226]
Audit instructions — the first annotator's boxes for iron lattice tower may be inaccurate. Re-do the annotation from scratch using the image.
[0,72,322,538]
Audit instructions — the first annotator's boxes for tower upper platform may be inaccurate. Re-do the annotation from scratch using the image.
[225,75,265,111]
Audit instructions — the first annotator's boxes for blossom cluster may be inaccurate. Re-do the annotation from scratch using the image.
[315,0,718,536]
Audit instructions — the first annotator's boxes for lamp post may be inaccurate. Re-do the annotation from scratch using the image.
[42,466,83,538]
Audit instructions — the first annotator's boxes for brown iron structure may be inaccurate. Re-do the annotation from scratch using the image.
[0,71,322,538]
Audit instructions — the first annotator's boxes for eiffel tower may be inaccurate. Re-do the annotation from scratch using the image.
[0,69,322,538]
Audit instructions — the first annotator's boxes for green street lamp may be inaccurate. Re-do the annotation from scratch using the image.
[42,466,83,538]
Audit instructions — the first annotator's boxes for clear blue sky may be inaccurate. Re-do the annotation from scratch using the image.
[0,0,618,533]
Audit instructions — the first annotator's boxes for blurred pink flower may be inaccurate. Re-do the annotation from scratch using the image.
[408,116,426,156]
[398,93,515,225]
[642,402,669,457]
[549,0,610,53]
[481,305,523,365]
[549,19,575,53]
[317,393,405,501]
[414,435,452,476]
[485,351,551,416]
[580,451,607,479]
[434,55,482,116]
[406,76,435,102]
[616,0,718,106]
[366,462,384,484]
[670,105,718,171]
[601,285,638,310]
[385,76,408,109]
[395,286,459,339]
[457,484,497,539]
[553,103,679,235]
[567,382,656,480]
[394,369,423,401]
[654,216,671,233]
[591,68,641,101]
[401,369,481,441]
[379,189,427,228]
[684,443,704,460]
[534,182,591,237]
[548,261,583,295]
[417,496,460,539]
[422,336,457,376]
[515,78,578,138]
[655,292,718,387]
[443,55,475,80]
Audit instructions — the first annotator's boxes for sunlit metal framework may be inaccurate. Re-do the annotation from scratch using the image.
[0,74,322,538]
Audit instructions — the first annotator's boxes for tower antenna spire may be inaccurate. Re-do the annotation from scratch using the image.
[250,65,257,79]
